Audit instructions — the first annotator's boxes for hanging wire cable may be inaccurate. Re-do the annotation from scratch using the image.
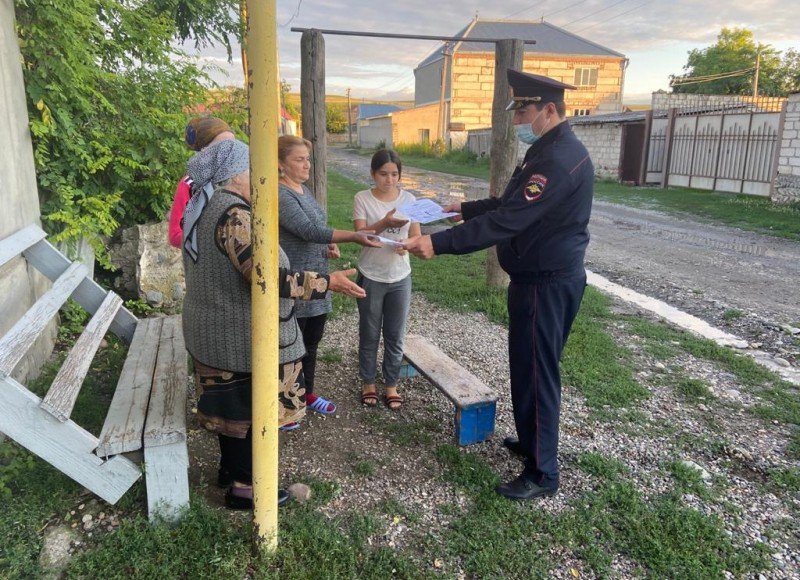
[543,0,590,20]
[505,0,549,19]
[573,0,656,33]
[670,68,755,86]
[282,0,303,27]
[560,0,631,28]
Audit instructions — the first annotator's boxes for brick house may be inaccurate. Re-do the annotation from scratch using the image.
[401,17,627,144]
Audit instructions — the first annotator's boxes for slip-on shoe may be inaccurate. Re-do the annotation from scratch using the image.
[496,474,558,501]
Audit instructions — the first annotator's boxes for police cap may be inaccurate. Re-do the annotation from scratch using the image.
[505,69,576,111]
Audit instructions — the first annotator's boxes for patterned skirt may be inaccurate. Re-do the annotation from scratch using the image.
[193,359,306,438]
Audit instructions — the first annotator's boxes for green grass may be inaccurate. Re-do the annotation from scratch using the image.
[677,377,713,402]
[435,445,770,578]
[722,308,745,321]
[593,181,800,241]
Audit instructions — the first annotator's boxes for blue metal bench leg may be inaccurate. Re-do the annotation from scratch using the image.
[455,401,496,446]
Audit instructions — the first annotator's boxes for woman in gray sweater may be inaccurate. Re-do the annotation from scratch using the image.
[278,135,380,416]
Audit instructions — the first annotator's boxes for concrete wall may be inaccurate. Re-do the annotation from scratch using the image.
[358,115,394,149]
[391,103,442,145]
[571,123,624,179]
[773,93,800,204]
[0,0,56,382]
[652,92,786,113]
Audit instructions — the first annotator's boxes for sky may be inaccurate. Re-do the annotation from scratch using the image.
[187,0,798,105]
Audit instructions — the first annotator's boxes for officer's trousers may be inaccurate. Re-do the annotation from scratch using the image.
[507,269,586,488]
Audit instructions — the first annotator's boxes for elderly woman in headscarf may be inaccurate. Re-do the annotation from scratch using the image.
[182,139,366,510]
[167,116,234,248]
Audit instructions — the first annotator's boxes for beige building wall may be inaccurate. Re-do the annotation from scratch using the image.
[449,53,625,131]
[390,103,442,145]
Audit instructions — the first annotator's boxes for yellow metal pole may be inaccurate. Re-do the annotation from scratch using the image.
[247,0,280,551]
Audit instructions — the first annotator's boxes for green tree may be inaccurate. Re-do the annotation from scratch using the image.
[671,28,787,96]
[781,49,800,94]
[326,104,348,134]
[280,79,300,119]
[15,0,216,264]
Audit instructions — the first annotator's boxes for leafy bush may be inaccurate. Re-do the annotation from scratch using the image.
[16,0,213,265]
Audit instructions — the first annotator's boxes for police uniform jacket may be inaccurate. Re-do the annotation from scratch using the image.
[430,121,594,277]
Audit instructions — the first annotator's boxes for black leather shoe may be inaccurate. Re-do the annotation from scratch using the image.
[496,475,558,501]
[224,487,292,509]
[503,437,526,456]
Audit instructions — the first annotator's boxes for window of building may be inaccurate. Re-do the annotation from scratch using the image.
[573,68,598,87]
[573,108,591,116]
[419,128,430,144]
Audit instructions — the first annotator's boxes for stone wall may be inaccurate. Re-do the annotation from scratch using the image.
[390,103,442,145]
[0,0,56,383]
[358,115,394,149]
[773,93,800,204]
[448,53,624,131]
[570,123,623,179]
[109,222,185,310]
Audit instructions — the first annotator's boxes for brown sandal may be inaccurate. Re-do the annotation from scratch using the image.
[361,385,378,407]
[385,393,403,411]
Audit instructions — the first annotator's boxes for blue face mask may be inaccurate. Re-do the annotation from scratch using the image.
[514,123,539,145]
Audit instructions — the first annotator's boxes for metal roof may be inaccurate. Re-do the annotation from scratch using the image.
[416,19,625,69]
[356,104,403,119]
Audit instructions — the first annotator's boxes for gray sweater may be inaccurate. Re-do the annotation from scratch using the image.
[278,183,333,318]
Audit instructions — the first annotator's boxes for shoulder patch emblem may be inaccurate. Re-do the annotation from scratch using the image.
[523,174,548,202]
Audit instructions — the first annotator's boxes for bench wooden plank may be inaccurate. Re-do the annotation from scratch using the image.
[23,238,138,343]
[96,318,163,456]
[0,261,87,378]
[403,334,497,408]
[40,292,124,422]
[144,316,187,448]
[0,224,47,269]
[0,375,141,504]
[144,441,189,522]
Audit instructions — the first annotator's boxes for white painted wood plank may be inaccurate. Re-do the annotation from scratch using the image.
[144,316,187,448]
[144,441,189,522]
[97,319,162,456]
[0,261,87,378]
[0,376,141,504]
[404,334,497,408]
[0,224,46,269]
[40,292,124,422]
[23,239,138,343]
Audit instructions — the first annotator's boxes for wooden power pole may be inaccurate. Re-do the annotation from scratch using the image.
[300,30,327,211]
[753,49,761,98]
[486,38,524,288]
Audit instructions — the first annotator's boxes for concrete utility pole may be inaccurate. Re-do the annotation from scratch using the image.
[346,87,353,147]
[300,30,327,210]
[437,42,452,144]
[247,0,281,551]
[753,49,761,98]
[486,38,524,288]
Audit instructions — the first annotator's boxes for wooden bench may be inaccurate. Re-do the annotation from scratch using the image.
[0,224,189,521]
[401,334,497,446]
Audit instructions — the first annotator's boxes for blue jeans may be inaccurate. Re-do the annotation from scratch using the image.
[356,273,412,387]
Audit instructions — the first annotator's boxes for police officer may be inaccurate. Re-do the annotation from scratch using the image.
[404,69,594,500]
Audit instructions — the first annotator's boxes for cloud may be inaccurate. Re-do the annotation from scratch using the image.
[193,0,797,97]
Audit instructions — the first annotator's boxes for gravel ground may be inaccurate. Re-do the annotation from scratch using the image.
[184,292,798,578]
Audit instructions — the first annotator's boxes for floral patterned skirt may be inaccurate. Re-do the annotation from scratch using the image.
[193,359,306,438]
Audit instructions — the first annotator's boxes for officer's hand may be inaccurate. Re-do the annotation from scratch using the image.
[329,269,366,298]
[442,202,463,223]
[403,235,435,259]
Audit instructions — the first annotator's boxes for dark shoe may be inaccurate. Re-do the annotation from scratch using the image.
[218,466,233,488]
[503,437,526,456]
[496,474,558,501]
[224,486,291,510]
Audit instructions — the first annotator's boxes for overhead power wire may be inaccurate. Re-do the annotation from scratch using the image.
[573,0,656,33]
[560,0,631,28]
[505,0,549,19]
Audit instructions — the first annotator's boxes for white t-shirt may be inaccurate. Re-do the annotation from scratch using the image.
[353,188,417,283]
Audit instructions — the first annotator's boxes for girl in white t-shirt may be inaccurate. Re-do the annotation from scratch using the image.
[353,149,421,410]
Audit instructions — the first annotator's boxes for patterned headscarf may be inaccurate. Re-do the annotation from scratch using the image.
[183,139,250,261]
[185,116,232,151]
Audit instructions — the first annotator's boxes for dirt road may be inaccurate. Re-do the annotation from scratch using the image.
[328,146,800,362]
